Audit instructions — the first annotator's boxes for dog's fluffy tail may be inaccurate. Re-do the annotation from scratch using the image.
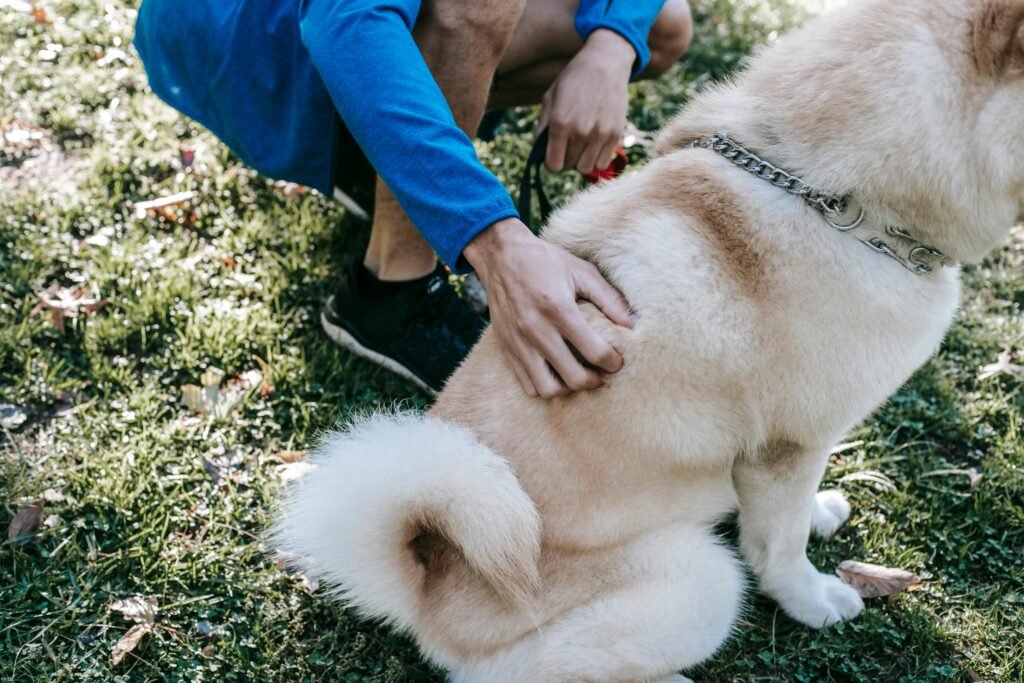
[270,413,541,629]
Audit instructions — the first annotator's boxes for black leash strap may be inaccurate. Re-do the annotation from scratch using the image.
[517,128,554,230]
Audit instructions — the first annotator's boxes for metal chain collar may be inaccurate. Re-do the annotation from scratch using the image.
[689,132,948,275]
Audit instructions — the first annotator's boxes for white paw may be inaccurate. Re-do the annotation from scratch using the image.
[653,676,693,683]
[776,568,864,629]
[810,489,851,539]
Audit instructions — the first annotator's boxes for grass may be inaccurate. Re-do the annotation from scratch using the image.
[1,0,1022,680]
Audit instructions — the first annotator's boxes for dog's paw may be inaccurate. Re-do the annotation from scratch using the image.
[774,561,864,630]
[810,489,851,539]
[777,569,864,628]
[652,676,693,683]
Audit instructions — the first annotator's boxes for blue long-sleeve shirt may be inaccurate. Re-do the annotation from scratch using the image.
[134,0,666,271]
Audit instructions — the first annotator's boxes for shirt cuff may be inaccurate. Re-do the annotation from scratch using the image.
[574,18,652,79]
[445,205,521,275]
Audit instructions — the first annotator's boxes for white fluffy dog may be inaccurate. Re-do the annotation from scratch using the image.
[273,1,1024,680]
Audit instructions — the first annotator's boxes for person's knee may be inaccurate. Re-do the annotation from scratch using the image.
[645,0,693,78]
[418,0,528,62]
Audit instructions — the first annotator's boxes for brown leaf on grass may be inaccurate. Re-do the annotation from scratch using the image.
[276,461,316,482]
[29,6,53,23]
[111,623,151,665]
[252,354,274,398]
[835,560,923,598]
[978,346,1024,381]
[181,367,263,417]
[273,180,306,201]
[7,502,43,545]
[132,191,198,225]
[179,143,195,169]
[967,468,983,488]
[275,450,310,463]
[110,596,158,625]
[34,284,107,333]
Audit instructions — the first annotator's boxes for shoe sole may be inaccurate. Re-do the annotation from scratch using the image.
[320,310,436,395]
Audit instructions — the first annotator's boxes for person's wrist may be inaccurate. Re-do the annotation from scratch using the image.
[580,28,637,74]
[462,218,533,276]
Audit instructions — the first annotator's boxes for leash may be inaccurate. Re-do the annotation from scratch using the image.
[517,128,554,229]
[517,128,630,229]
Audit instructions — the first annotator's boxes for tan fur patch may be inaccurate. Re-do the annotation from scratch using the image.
[756,439,805,470]
[406,513,459,594]
[971,0,1024,76]
[665,160,765,295]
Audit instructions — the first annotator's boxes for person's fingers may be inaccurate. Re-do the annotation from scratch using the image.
[561,132,587,175]
[575,138,603,175]
[575,261,635,329]
[522,345,569,399]
[545,121,569,172]
[532,326,603,392]
[558,308,623,375]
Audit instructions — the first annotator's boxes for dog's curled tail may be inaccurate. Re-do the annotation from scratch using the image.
[270,413,541,629]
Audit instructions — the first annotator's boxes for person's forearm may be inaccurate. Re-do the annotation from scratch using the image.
[574,0,668,76]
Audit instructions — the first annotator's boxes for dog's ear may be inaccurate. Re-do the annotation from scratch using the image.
[972,1,1024,77]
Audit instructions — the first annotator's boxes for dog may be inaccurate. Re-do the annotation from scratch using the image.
[272,1,1024,680]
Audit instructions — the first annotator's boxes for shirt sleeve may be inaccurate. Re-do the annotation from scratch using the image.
[574,0,668,78]
[298,0,518,273]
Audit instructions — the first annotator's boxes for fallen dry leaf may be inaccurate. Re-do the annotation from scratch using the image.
[967,468,983,488]
[835,560,923,598]
[978,346,1024,381]
[273,180,306,201]
[110,596,158,625]
[34,284,106,333]
[29,5,52,23]
[179,143,195,169]
[275,450,310,464]
[181,367,264,417]
[111,623,151,665]
[276,461,316,482]
[132,190,198,225]
[7,502,43,545]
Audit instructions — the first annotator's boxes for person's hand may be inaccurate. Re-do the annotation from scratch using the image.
[538,28,635,175]
[463,218,634,399]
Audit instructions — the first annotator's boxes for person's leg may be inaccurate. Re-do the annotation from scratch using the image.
[363,0,529,282]
[364,0,692,281]
[489,0,693,110]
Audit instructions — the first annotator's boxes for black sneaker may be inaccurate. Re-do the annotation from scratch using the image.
[321,262,487,393]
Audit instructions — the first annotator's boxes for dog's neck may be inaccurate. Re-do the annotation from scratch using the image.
[657,86,1020,267]
[688,131,950,275]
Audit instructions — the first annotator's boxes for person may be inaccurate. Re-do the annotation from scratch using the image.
[134,0,692,396]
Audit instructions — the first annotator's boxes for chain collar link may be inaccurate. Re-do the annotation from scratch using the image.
[689,132,948,275]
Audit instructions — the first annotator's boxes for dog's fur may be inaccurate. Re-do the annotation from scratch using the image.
[273,1,1024,680]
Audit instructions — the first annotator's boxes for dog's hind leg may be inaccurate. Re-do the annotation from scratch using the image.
[734,444,864,629]
[453,526,742,683]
